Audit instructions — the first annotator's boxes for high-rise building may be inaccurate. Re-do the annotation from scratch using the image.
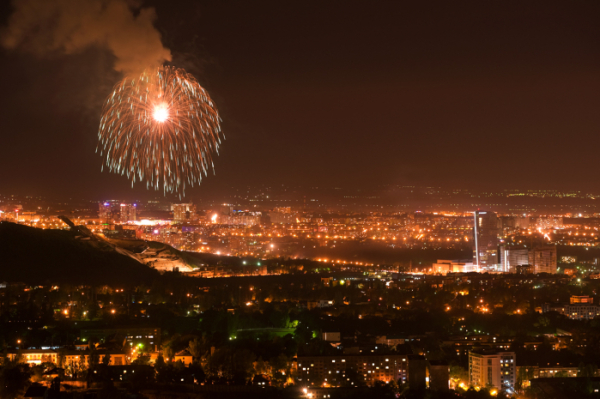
[99,202,112,222]
[473,211,500,268]
[119,203,137,222]
[500,246,529,273]
[528,246,557,274]
[469,350,516,390]
[98,201,120,223]
[172,203,196,222]
[428,361,450,391]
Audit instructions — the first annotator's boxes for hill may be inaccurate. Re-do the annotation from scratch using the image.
[0,222,161,285]
[105,237,201,272]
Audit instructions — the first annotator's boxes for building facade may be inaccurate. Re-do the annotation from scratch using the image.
[473,211,500,268]
[500,246,529,273]
[119,203,137,222]
[469,350,516,390]
[296,354,409,387]
[528,246,557,274]
[564,304,600,320]
[172,203,196,222]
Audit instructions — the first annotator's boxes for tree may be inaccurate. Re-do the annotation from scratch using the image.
[207,347,256,384]
[254,357,271,376]
[578,363,598,378]
[30,364,45,383]
[188,337,204,361]
[132,354,150,366]
[188,361,206,384]
[371,380,396,398]
[155,353,166,369]
[101,354,111,366]
[128,365,155,392]
[516,366,535,391]
[162,345,174,362]
[450,363,469,390]
[89,347,100,369]
[57,348,66,368]
[0,362,31,399]
[155,362,176,384]
[76,354,87,379]
[269,354,291,387]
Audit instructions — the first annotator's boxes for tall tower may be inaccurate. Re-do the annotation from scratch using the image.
[473,211,500,269]
[99,202,111,223]
[120,203,137,222]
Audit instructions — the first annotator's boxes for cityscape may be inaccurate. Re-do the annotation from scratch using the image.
[2,1,600,399]
[3,187,600,398]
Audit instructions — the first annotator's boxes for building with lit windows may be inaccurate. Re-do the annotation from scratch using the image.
[81,327,160,349]
[172,203,196,222]
[469,350,516,390]
[564,304,600,320]
[571,295,593,304]
[119,203,137,222]
[98,201,121,223]
[7,349,127,366]
[473,211,500,268]
[564,296,600,320]
[296,354,409,387]
[498,245,557,274]
[433,259,477,274]
[8,349,58,365]
[528,246,557,274]
[500,246,529,273]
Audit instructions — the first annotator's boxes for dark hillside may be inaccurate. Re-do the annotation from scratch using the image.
[0,222,160,285]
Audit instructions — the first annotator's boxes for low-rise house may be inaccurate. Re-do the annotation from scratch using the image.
[174,349,193,366]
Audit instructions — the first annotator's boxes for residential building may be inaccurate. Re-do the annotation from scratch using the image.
[571,296,593,304]
[428,360,450,391]
[296,354,409,387]
[528,246,557,274]
[119,203,137,222]
[81,327,161,349]
[564,303,600,320]
[174,349,193,365]
[321,332,341,342]
[172,203,196,222]
[375,335,406,347]
[469,350,516,390]
[63,350,127,367]
[8,349,58,365]
[500,246,529,273]
[7,349,127,367]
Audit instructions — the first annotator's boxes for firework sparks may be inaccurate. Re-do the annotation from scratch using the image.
[97,66,223,197]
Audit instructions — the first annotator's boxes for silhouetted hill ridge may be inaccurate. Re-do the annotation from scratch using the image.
[0,222,160,285]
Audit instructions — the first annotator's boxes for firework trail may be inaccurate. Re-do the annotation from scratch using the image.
[97,66,223,197]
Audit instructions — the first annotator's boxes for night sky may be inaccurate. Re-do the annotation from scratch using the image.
[1,0,600,200]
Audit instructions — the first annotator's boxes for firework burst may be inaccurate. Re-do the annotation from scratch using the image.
[97,66,223,197]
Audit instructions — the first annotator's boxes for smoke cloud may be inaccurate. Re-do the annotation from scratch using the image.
[2,0,172,76]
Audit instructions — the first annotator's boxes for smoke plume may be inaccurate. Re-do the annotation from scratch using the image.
[2,0,172,76]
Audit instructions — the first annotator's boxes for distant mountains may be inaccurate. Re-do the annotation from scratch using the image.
[0,222,161,285]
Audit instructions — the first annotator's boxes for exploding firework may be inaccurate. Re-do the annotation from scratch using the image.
[97,66,223,197]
